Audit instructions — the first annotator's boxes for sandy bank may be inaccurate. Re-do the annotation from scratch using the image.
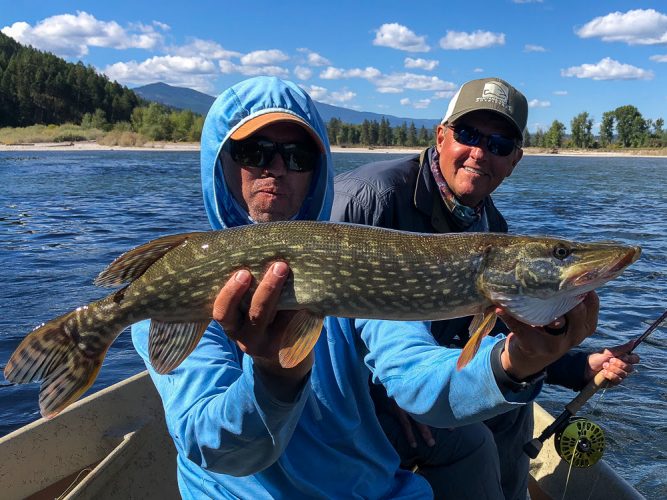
[1,141,666,158]
[0,140,200,152]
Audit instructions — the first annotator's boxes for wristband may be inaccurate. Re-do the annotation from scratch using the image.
[491,340,546,393]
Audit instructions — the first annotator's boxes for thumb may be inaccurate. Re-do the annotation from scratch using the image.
[606,339,636,357]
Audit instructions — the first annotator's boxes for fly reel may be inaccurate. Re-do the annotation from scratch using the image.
[554,417,605,468]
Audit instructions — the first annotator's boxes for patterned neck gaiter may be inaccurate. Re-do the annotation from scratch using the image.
[428,147,483,230]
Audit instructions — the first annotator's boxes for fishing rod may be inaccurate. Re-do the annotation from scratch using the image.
[524,308,667,466]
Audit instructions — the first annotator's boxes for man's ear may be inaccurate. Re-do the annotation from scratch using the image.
[435,124,447,152]
[508,147,523,176]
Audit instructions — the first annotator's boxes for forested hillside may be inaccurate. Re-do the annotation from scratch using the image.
[0,32,139,127]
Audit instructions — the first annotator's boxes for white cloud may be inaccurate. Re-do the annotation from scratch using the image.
[404,57,439,70]
[302,85,328,101]
[320,66,345,79]
[168,38,241,59]
[528,99,551,108]
[240,49,289,66]
[440,30,505,50]
[103,55,217,92]
[152,21,170,32]
[320,65,456,94]
[297,48,331,66]
[553,90,568,95]
[331,90,356,103]
[473,68,484,73]
[300,84,356,105]
[1,11,166,58]
[219,59,289,78]
[294,65,313,80]
[320,66,382,80]
[576,9,667,45]
[347,67,383,79]
[650,54,667,62]
[377,87,403,94]
[435,90,456,99]
[373,23,429,52]
[376,73,457,92]
[561,57,654,80]
[524,44,546,52]
[217,49,290,78]
[400,98,432,109]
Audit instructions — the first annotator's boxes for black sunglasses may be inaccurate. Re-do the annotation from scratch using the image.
[448,124,518,157]
[227,138,319,172]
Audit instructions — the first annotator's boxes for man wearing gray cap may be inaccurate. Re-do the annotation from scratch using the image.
[332,77,637,499]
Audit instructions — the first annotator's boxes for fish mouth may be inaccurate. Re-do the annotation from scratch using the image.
[564,246,641,288]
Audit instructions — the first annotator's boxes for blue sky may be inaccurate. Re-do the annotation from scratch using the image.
[2,1,667,133]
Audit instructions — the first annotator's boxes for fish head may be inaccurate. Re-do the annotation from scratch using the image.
[481,236,641,326]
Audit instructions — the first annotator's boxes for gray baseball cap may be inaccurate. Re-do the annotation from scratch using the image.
[441,77,528,140]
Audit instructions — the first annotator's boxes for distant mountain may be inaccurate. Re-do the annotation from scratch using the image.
[133,82,440,129]
[133,82,215,116]
[314,101,440,129]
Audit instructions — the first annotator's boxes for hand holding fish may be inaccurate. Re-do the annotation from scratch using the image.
[213,261,314,401]
[498,292,600,381]
[584,340,639,386]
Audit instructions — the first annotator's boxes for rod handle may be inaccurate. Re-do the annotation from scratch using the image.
[565,370,609,415]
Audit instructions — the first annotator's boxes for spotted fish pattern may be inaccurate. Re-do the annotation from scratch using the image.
[4,221,640,418]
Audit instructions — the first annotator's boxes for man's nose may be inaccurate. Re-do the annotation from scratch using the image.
[469,140,488,160]
[264,152,288,176]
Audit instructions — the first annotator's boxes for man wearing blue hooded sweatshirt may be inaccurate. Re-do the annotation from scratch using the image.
[131,76,599,499]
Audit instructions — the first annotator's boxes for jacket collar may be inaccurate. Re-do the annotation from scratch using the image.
[413,147,454,233]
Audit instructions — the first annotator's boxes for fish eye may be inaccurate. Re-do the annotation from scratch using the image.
[553,244,572,260]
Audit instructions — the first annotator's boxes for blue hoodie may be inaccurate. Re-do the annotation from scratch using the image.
[132,76,536,499]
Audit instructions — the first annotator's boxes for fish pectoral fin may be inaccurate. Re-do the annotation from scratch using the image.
[457,309,498,371]
[94,232,204,287]
[488,292,585,326]
[278,311,324,369]
[148,319,210,374]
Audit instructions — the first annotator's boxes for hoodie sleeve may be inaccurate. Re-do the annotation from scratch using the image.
[131,319,310,476]
[357,318,540,427]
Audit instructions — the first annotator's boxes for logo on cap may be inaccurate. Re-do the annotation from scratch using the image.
[477,81,511,111]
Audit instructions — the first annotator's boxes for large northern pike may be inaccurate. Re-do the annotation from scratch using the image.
[5,221,640,418]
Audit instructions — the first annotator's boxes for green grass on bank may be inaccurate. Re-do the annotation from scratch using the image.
[0,124,105,145]
[0,124,149,147]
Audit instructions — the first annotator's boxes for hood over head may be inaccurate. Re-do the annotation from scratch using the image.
[201,76,334,229]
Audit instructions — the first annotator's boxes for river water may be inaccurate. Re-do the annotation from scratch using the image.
[1,151,665,497]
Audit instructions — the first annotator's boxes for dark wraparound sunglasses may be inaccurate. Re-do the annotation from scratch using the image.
[448,124,518,157]
[228,138,319,172]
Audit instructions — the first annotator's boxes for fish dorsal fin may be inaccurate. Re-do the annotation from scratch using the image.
[457,309,497,370]
[95,233,198,287]
[149,319,210,374]
[279,311,324,369]
[488,292,584,326]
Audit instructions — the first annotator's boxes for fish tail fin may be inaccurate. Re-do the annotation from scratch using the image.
[457,309,498,371]
[278,311,324,369]
[4,297,124,418]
